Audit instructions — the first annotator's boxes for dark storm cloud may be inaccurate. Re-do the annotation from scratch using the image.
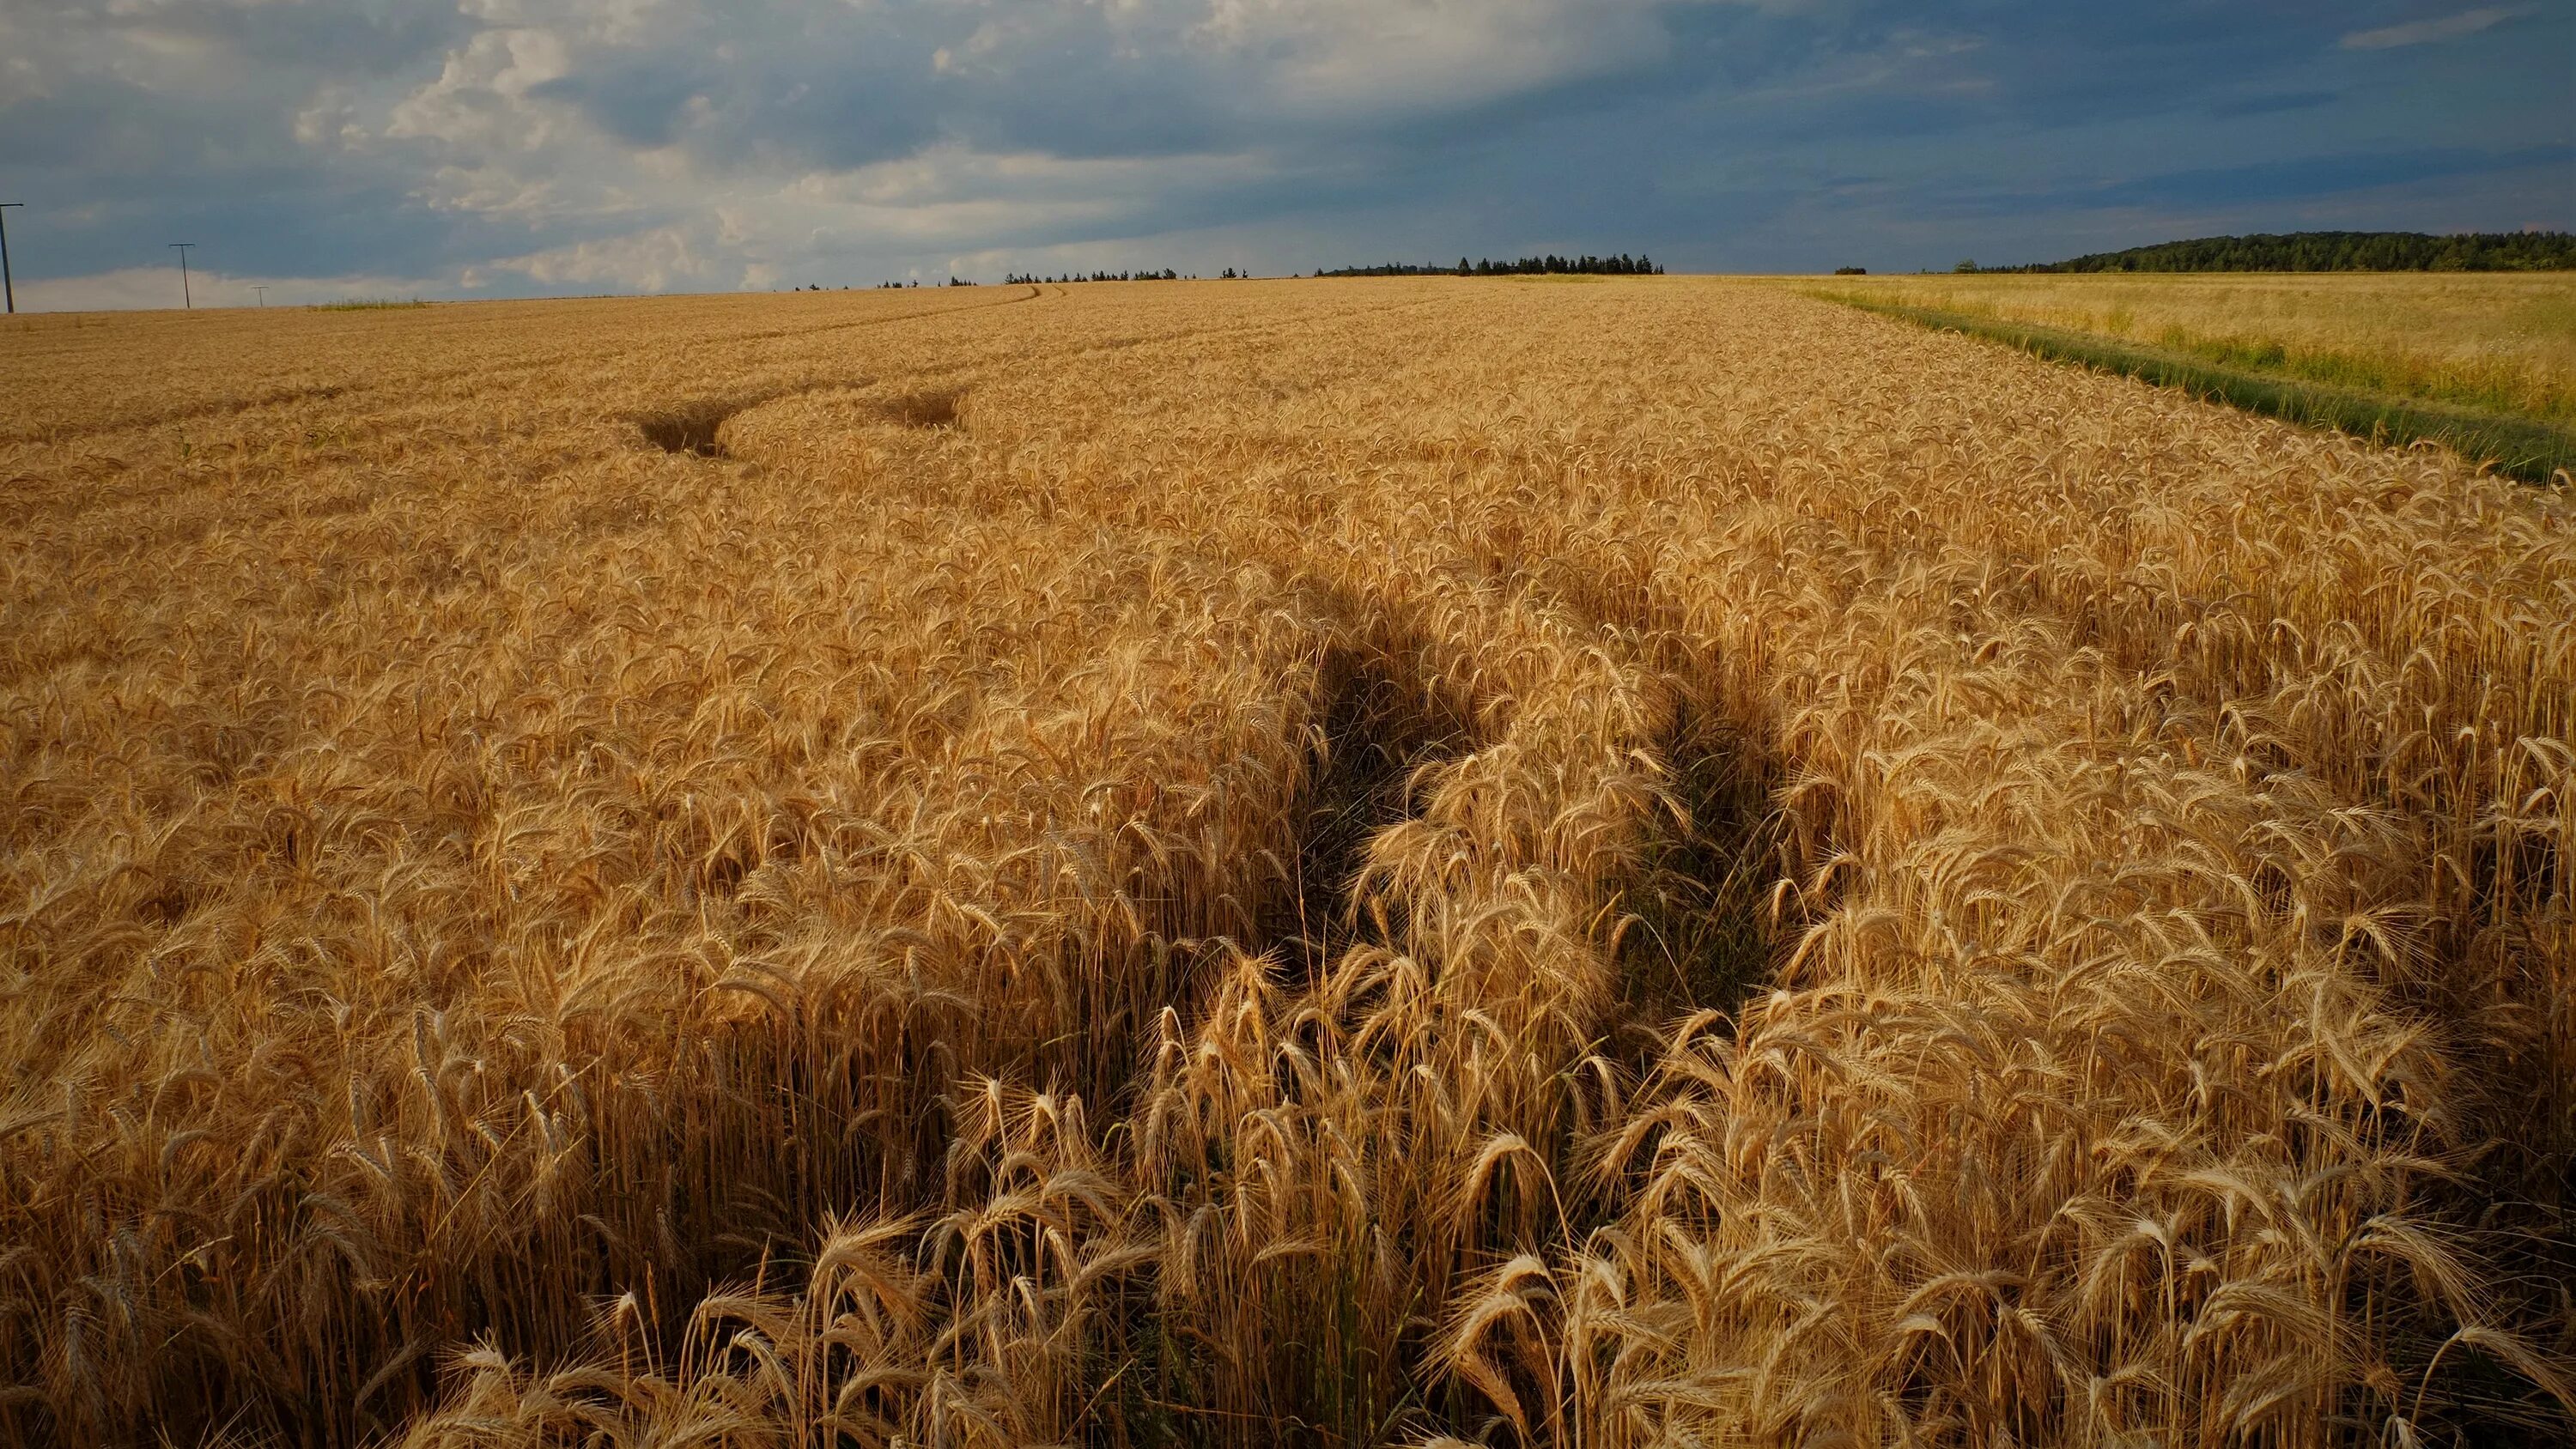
[2211,92,2341,118]
[1794,144,2576,228]
[529,59,714,152]
[2075,145,2576,215]
[0,0,2566,306]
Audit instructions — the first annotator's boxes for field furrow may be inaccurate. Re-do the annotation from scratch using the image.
[2,278,2568,1448]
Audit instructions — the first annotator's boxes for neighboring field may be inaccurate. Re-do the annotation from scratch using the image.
[1803,271,2576,425]
[1,279,2571,1448]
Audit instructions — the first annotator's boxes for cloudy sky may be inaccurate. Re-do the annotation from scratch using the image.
[3,0,2568,308]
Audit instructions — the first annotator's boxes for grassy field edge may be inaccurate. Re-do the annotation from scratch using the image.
[1816,291,2576,484]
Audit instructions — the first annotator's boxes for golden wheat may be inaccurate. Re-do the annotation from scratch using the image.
[1,278,2567,1447]
[1801,270,2576,423]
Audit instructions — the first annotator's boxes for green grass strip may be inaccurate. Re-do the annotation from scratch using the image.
[1820,294,2575,485]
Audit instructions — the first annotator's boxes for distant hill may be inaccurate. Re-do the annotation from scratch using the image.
[1992,231,2576,274]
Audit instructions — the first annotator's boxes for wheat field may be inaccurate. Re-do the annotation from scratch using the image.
[2,277,2571,1447]
[1802,272,2576,425]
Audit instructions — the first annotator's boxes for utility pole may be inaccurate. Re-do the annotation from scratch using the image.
[169,243,195,309]
[0,204,22,315]
[252,285,267,307]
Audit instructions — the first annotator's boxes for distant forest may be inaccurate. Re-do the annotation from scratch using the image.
[1003,269,1191,283]
[1317,254,1665,278]
[1988,231,2576,273]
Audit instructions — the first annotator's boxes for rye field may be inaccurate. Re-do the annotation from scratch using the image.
[2,277,2572,1446]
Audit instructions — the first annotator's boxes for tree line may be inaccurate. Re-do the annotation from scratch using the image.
[1003,270,1192,284]
[860,255,1672,287]
[1315,253,1664,278]
[1979,231,2576,274]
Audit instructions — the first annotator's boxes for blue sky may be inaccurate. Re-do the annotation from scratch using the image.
[2,0,2568,308]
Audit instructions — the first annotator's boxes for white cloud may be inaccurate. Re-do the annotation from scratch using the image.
[293,87,369,149]
[1188,0,1676,112]
[2340,6,2528,50]
[386,27,574,149]
[473,223,708,291]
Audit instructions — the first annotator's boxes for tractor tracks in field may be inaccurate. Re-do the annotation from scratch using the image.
[630,292,1456,466]
[13,283,1446,463]
[1,289,1044,451]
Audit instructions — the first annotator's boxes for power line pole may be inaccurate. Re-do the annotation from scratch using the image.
[169,242,195,309]
[0,204,22,315]
[252,285,267,307]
